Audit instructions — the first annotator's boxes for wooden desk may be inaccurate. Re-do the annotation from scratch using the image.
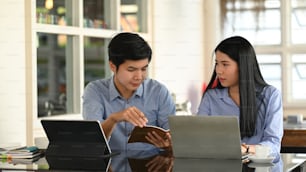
[281,122,306,153]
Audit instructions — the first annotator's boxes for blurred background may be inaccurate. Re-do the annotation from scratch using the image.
[0,0,305,145]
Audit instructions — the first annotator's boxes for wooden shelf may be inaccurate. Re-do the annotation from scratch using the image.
[281,123,306,153]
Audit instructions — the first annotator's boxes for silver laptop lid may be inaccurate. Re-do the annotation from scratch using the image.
[169,115,242,159]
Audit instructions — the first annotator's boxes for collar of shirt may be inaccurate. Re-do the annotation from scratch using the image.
[217,87,230,99]
[108,76,144,101]
[216,86,265,106]
[214,87,238,106]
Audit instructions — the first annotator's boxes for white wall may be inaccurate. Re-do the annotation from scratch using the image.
[152,0,205,113]
[0,1,28,145]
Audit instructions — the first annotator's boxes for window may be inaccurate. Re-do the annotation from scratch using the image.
[83,0,112,29]
[37,33,70,117]
[221,0,306,106]
[35,0,149,117]
[84,37,109,86]
[120,0,148,32]
[292,0,306,44]
[291,54,306,100]
[36,0,72,26]
[221,0,281,45]
[257,55,282,91]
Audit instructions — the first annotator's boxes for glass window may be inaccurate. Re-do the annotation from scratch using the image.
[36,0,72,26]
[292,0,306,44]
[37,33,71,117]
[83,0,113,29]
[35,0,150,118]
[221,0,281,45]
[120,0,148,32]
[291,54,306,99]
[257,55,282,91]
[221,0,306,104]
[84,37,109,86]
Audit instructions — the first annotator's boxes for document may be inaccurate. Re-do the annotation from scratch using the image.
[128,125,170,144]
[0,146,41,159]
[0,143,25,153]
[3,155,41,164]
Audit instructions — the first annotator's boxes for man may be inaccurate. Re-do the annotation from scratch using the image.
[82,32,176,151]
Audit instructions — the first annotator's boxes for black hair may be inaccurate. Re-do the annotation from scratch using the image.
[108,32,152,69]
[204,36,269,138]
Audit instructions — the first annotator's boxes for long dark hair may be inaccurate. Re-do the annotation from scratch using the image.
[204,36,269,138]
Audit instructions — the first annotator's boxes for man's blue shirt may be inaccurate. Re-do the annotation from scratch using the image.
[82,76,176,150]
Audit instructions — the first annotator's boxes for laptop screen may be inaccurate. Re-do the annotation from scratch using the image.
[169,115,242,159]
[41,119,112,157]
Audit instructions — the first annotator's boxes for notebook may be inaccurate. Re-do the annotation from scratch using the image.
[41,119,115,158]
[169,115,246,159]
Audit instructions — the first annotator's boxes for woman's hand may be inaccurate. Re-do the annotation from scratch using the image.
[241,143,255,154]
[241,144,248,154]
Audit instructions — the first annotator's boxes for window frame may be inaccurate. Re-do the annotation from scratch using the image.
[221,0,306,108]
[33,0,151,119]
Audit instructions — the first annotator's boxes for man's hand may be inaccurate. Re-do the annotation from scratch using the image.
[102,106,148,138]
[111,106,148,127]
[145,131,172,149]
[145,154,174,172]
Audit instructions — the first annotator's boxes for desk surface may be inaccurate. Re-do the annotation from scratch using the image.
[0,150,305,172]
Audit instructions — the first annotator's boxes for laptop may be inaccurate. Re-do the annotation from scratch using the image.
[169,115,246,159]
[41,119,116,158]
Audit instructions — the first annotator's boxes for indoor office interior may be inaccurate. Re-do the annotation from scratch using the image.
[0,0,306,149]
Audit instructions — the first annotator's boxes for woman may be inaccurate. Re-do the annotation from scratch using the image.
[197,36,283,157]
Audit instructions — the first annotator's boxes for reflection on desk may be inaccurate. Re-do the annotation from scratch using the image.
[0,149,305,172]
[110,148,171,172]
[174,158,242,172]
[46,156,111,171]
[245,158,283,172]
